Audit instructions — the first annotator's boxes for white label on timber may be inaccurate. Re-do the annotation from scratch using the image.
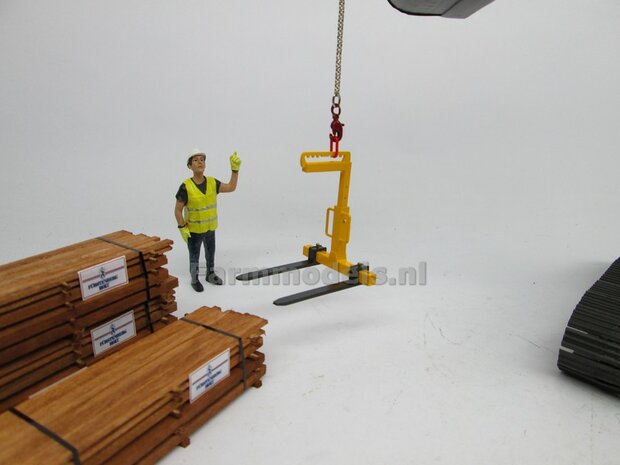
[91,311,137,357]
[78,256,129,300]
[189,349,231,403]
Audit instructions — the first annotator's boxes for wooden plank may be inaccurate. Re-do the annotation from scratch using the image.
[75,319,176,367]
[85,341,264,465]
[0,315,172,403]
[0,231,179,414]
[0,353,76,401]
[72,333,261,457]
[136,364,266,465]
[0,366,81,413]
[0,307,71,351]
[72,270,175,319]
[0,407,74,465]
[0,337,71,378]
[102,354,265,465]
[0,252,169,323]
[0,231,164,283]
[0,245,167,315]
[133,365,265,465]
[0,231,172,308]
[0,299,173,366]
[0,305,175,390]
[0,273,159,351]
[20,307,264,416]
[0,341,73,386]
[0,320,176,413]
[0,231,129,275]
[0,323,74,366]
[0,274,177,362]
[0,307,267,465]
[0,254,169,328]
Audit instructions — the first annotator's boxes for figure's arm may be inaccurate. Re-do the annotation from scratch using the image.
[219,152,241,193]
[175,199,191,243]
[219,171,238,193]
[174,200,186,226]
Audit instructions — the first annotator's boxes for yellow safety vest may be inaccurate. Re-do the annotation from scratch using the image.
[184,177,218,233]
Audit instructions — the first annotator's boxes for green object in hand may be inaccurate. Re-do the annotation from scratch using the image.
[230,152,242,171]
[179,225,191,243]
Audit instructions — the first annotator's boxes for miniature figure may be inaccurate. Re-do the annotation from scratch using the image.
[175,149,241,292]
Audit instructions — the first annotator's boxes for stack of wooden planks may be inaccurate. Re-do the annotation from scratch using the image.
[0,231,178,412]
[0,306,268,465]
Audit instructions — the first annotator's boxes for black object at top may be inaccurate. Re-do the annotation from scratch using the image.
[387,0,495,18]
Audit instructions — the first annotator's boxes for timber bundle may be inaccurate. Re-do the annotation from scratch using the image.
[0,306,268,465]
[0,231,178,412]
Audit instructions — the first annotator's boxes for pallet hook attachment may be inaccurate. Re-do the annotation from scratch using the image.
[330,95,344,156]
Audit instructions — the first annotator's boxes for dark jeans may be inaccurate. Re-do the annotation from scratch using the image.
[187,230,216,282]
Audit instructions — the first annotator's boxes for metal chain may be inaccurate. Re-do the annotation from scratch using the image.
[329,0,346,153]
[333,0,345,105]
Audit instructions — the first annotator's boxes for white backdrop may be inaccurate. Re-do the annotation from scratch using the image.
[2,1,620,464]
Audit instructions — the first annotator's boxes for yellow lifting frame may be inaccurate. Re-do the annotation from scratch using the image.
[300,151,376,286]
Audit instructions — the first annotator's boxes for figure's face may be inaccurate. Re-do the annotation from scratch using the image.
[189,155,206,174]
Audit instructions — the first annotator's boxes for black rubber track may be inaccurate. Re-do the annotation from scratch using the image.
[558,258,620,395]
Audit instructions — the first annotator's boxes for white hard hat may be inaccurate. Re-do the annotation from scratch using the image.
[187,149,205,165]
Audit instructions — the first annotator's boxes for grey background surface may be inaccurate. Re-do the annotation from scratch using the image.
[1,1,620,464]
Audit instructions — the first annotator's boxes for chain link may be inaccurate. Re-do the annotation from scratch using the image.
[333,0,345,100]
[330,0,346,152]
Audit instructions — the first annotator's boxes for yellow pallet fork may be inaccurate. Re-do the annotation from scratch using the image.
[236,151,376,305]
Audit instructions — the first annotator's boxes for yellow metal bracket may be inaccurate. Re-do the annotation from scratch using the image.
[236,150,376,304]
[300,151,376,286]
